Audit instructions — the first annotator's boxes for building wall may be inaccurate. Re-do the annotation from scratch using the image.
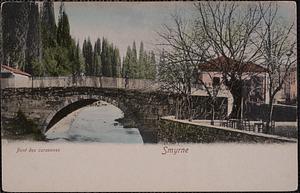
[200,72,224,88]
[287,70,297,101]
[0,78,14,88]
[275,68,297,104]
[199,71,268,103]
[0,74,31,89]
[14,74,31,87]
[290,70,297,100]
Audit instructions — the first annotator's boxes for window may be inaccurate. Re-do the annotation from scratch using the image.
[212,77,220,87]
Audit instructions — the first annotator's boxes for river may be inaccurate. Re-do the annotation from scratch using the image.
[45,101,144,143]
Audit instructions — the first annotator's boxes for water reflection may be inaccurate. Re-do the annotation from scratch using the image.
[45,101,143,143]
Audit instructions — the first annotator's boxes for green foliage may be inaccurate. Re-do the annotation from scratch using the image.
[81,37,121,77]
[94,54,101,76]
[31,59,45,76]
[41,1,57,49]
[82,38,93,75]
[4,1,126,78]
[11,110,38,134]
[57,12,71,48]
[0,11,2,64]
[93,38,102,76]
[101,38,111,76]
[42,46,70,76]
[145,50,156,79]
[122,41,156,79]
[138,42,145,78]
[122,46,133,78]
[131,41,139,77]
[106,44,113,77]
[157,49,167,80]
[4,110,46,140]
[95,38,101,55]
[39,1,74,76]
[69,39,82,78]
[112,48,121,77]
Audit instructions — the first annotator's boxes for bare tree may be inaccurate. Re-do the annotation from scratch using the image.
[157,14,204,120]
[157,14,223,123]
[255,2,296,133]
[194,2,267,119]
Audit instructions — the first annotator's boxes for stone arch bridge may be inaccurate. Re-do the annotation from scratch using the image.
[1,86,227,142]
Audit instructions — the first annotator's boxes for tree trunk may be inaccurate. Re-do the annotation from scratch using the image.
[176,96,183,119]
[175,96,179,119]
[229,90,242,119]
[266,97,274,134]
[187,95,193,121]
[225,80,243,119]
[211,102,215,125]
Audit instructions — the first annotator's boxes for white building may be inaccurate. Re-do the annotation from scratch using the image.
[0,65,31,88]
[198,56,269,104]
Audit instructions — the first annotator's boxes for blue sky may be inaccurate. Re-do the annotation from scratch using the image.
[52,2,296,58]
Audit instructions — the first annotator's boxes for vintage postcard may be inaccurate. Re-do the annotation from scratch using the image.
[1,1,297,192]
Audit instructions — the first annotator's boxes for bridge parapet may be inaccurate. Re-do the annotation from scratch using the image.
[0,76,159,91]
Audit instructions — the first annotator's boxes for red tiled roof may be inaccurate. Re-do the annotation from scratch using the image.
[199,56,267,73]
[1,65,31,77]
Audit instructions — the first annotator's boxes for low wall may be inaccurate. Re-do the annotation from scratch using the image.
[0,76,158,90]
[158,116,297,143]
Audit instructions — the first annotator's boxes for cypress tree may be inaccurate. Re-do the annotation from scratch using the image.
[107,43,113,77]
[93,38,101,76]
[158,49,166,80]
[82,38,93,76]
[149,51,156,79]
[0,12,2,65]
[138,41,145,79]
[144,51,149,78]
[101,38,109,76]
[94,38,101,55]
[131,41,138,78]
[57,2,71,49]
[82,39,87,70]
[123,46,132,78]
[115,48,121,78]
[85,38,93,76]
[75,41,81,76]
[41,0,57,49]
[69,39,77,78]
[112,47,121,77]
[24,2,40,75]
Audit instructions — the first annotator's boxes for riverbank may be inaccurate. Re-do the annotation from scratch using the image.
[1,133,46,141]
[1,110,46,141]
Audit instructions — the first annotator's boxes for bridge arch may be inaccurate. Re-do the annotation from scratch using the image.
[42,96,130,133]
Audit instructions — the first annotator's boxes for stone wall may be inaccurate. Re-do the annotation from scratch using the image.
[158,117,297,143]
